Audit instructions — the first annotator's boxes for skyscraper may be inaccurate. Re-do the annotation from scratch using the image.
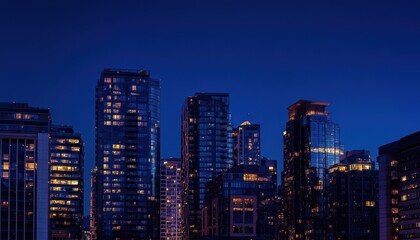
[327,150,379,240]
[396,132,420,240]
[50,125,84,240]
[159,158,186,240]
[181,93,233,239]
[234,121,261,166]
[283,100,343,240]
[95,69,160,239]
[0,102,51,240]
[378,141,399,240]
[378,131,420,240]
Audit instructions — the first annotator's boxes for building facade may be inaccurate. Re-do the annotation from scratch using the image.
[90,167,98,240]
[95,69,160,239]
[181,93,233,239]
[50,125,84,240]
[283,100,343,240]
[327,150,379,240]
[398,132,420,239]
[378,141,400,240]
[379,132,420,240]
[201,164,277,240]
[234,121,261,166]
[0,102,51,240]
[159,158,186,240]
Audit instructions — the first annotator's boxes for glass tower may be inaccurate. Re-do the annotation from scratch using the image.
[181,93,233,239]
[50,125,84,240]
[283,100,343,240]
[235,121,261,166]
[159,158,186,240]
[95,69,160,239]
[0,102,51,240]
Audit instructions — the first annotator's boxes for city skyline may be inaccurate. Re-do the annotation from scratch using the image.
[1,1,420,217]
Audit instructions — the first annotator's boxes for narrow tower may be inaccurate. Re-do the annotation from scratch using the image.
[95,69,160,239]
[283,100,343,239]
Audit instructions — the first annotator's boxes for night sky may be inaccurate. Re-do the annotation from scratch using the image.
[1,1,420,215]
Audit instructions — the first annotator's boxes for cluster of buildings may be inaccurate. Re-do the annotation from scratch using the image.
[0,103,84,240]
[0,68,418,240]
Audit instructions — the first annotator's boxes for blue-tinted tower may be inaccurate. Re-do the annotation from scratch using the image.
[283,100,343,240]
[235,121,261,166]
[95,69,160,240]
[181,93,233,239]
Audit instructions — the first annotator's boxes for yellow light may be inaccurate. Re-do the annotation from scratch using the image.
[243,173,268,182]
[349,163,371,171]
[26,163,35,170]
[68,139,79,144]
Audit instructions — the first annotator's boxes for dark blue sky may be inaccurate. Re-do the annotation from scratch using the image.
[1,1,420,215]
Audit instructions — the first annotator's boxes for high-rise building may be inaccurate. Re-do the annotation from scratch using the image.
[378,141,399,240]
[396,132,420,240]
[159,158,186,240]
[181,93,233,239]
[0,102,51,240]
[234,121,261,166]
[50,125,84,240]
[94,69,160,239]
[283,100,343,240]
[327,150,379,240]
[378,131,420,240]
[201,163,277,239]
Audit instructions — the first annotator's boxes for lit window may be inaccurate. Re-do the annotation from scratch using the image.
[365,201,375,207]
[390,160,398,167]
[26,163,35,170]
[243,174,268,182]
[71,147,80,152]
[68,139,79,144]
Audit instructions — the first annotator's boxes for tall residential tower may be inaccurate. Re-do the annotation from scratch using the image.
[181,93,233,239]
[378,131,420,240]
[283,100,343,240]
[50,125,84,240]
[234,121,261,166]
[94,69,160,239]
[0,103,51,240]
[159,158,186,240]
